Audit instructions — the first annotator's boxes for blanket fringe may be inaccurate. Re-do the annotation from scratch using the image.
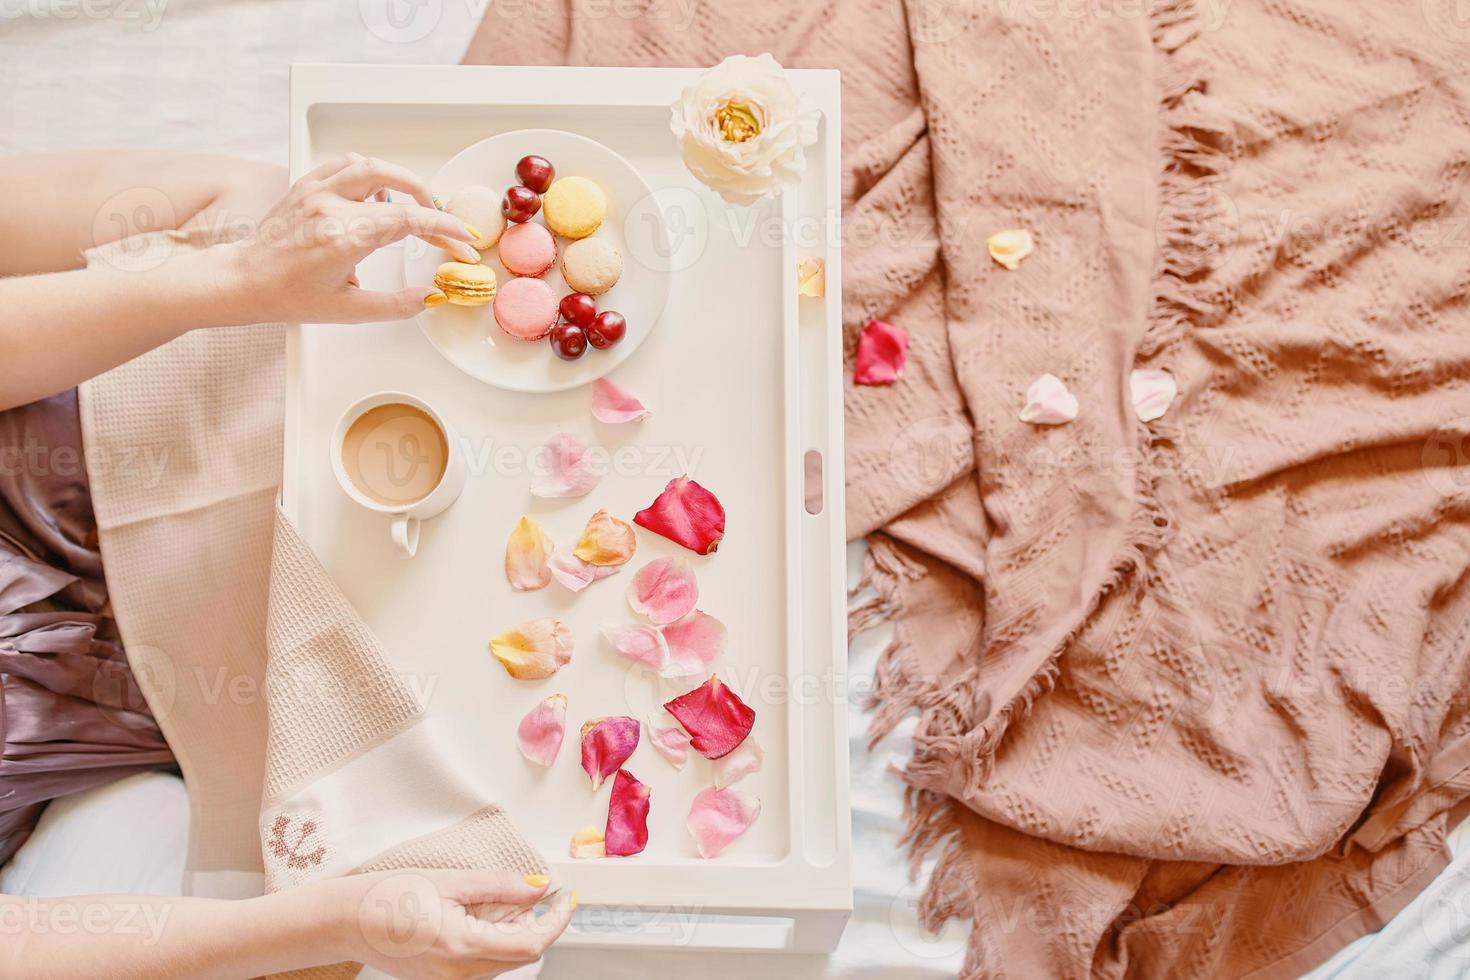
[850,1,1228,974]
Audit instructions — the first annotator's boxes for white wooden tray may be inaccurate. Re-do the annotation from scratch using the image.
[285,64,848,953]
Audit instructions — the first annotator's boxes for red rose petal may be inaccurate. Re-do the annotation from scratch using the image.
[663,675,755,760]
[633,476,726,556]
[853,318,908,386]
[605,769,651,857]
[581,716,640,791]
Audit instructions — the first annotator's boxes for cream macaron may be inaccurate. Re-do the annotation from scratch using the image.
[444,186,506,251]
[543,176,606,239]
[560,238,622,296]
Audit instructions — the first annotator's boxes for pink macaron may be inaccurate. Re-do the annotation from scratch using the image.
[493,277,559,341]
[498,221,556,277]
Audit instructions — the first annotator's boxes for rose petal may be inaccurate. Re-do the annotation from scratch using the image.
[647,714,691,770]
[627,557,699,625]
[660,610,726,679]
[1019,373,1079,425]
[602,622,669,671]
[797,256,825,298]
[574,510,638,566]
[606,769,652,857]
[505,516,553,591]
[516,694,567,767]
[569,824,606,859]
[1130,368,1177,423]
[712,737,762,789]
[489,618,572,680]
[591,378,652,424]
[687,786,760,858]
[633,477,726,556]
[663,675,755,759]
[548,545,620,593]
[987,229,1034,270]
[581,716,640,791]
[853,318,908,386]
[530,433,601,498]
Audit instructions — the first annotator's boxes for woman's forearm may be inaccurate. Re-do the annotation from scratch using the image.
[0,880,352,979]
[0,245,253,412]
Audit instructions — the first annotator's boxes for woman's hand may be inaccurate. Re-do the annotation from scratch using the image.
[334,869,575,979]
[222,153,481,325]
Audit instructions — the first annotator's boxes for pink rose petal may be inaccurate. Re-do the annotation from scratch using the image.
[627,557,699,625]
[687,786,760,858]
[664,675,755,759]
[633,476,726,555]
[660,610,726,679]
[591,378,652,424]
[712,737,763,789]
[647,714,691,770]
[602,622,669,671]
[530,433,601,498]
[1129,368,1177,423]
[548,545,619,593]
[1019,373,1078,425]
[853,318,908,386]
[605,769,651,857]
[581,716,640,791]
[516,694,567,767]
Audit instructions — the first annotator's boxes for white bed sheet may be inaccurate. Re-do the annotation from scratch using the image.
[0,5,959,975]
[0,4,1444,976]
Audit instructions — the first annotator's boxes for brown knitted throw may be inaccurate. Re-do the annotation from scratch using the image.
[469,1,1470,974]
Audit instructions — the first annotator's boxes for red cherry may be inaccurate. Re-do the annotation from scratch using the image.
[515,155,556,194]
[501,185,540,223]
[558,292,597,328]
[586,311,627,350]
[549,322,588,360]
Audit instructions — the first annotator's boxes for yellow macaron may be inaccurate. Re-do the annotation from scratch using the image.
[432,262,497,306]
[543,176,606,239]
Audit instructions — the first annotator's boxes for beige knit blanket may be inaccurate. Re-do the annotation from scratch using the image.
[80,228,546,979]
[468,0,1470,975]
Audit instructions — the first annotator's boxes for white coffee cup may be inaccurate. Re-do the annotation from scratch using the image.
[330,391,466,558]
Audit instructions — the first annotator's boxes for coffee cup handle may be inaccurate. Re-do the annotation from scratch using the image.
[390,514,420,559]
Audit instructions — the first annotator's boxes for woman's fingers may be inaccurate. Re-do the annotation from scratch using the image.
[326,156,438,209]
[354,203,478,262]
[440,869,553,907]
[300,154,358,184]
[468,890,575,963]
[334,284,441,323]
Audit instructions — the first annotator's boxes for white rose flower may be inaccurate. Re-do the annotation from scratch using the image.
[670,53,821,206]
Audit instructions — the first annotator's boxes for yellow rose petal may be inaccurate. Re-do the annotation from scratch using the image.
[570,825,606,859]
[573,509,637,567]
[987,229,1034,271]
[489,618,572,680]
[797,256,825,298]
[505,516,553,591]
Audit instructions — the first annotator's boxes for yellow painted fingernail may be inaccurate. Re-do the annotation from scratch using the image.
[570,891,578,911]
[525,873,550,888]
[424,291,448,308]
[463,222,483,241]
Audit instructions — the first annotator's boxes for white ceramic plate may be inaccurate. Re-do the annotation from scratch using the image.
[404,128,671,393]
